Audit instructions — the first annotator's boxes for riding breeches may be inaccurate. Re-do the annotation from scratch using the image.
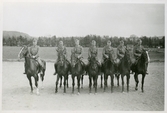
[36,57,44,68]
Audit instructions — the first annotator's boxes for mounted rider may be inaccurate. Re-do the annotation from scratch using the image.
[101,40,115,65]
[115,39,126,65]
[71,39,85,67]
[27,38,44,74]
[53,40,70,75]
[132,39,149,74]
[87,40,101,70]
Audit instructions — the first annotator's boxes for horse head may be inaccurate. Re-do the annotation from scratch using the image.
[90,56,98,70]
[18,45,29,59]
[58,51,65,66]
[140,50,148,63]
[108,51,115,63]
[71,53,77,68]
[124,48,131,64]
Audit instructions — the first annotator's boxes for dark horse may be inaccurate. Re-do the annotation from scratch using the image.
[101,52,115,93]
[87,56,101,93]
[54,51,70,93]
[131,50,148,92]
[117,49,131,92]
[18,45,46,95]
[70,54,85,94]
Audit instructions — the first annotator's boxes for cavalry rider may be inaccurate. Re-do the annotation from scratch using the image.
[53,40,70,75]
[132,39,149,74]
[101,40,115,65]
[88,40,101,69]
[71,39,85,67]
[27,38,44,74]
[116,39,126,65]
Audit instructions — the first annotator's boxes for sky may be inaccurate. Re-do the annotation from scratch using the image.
[3,2,165,37]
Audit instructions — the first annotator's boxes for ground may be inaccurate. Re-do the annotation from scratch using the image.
[2,62,164,110]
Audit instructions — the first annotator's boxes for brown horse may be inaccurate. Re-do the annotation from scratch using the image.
[70,54,85,94]
[87,56,101,93]
[131,50,148,92]
[18,45,46,95]
[101,52,116,93]
[117,49,131,92]
[54,51,70,93]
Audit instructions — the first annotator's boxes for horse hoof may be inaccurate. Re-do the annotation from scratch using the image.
[142,90,144,93]
[135,87,138,90]
[94,93,97,95]
[77,92,80,95]
[37,92,40,95]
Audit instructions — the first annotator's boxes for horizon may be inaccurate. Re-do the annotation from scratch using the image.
[3,3,165,37]
[3,30,164,38]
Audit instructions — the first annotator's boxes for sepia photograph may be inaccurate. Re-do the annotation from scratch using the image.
[1,0,166,111]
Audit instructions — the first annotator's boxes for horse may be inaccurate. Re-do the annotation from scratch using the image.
[54,51,70,93]
[117,49,131,92]
[87,56,100,93]
[101,52,116,93]
[18,45,46,95]
[131,50,148,92]
[70,54,85,94]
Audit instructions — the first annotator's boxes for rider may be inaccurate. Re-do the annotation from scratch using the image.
[28,38,44,74]
[71,39,85,67]
[132,39,149,74]
[88,40,101,69]
[53,40,70,75]
[116,39,126,65]
[101,40,115,66]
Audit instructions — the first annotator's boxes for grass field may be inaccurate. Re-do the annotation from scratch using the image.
[3,46,164,63]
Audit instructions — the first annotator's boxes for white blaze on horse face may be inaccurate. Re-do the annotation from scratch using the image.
[18,47,24,59]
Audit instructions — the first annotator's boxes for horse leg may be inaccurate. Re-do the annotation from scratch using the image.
[89,76,92,94]
[117,74,120,87]
[40,72,44,89]
[63,75,67,93]
[121,75,124,93]
[127,74,130,92]
[77,75,81,94]
[141,74,146,92]
[134,73,139,90]
[81,75,84,89]
[67,74,69,88]
[55,74,59,93]
[101,74,103,88]
[93,76,97,94]
[106,75,108,87]
[34,75,39,95]
[95,75,98,94]
[27,75,33,93]
[111,75,114,93]
[59,76,62,88]
[104,74,107,92]
[72,75,75,94]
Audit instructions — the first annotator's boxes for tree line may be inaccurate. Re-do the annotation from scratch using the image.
[3,35,165,48]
